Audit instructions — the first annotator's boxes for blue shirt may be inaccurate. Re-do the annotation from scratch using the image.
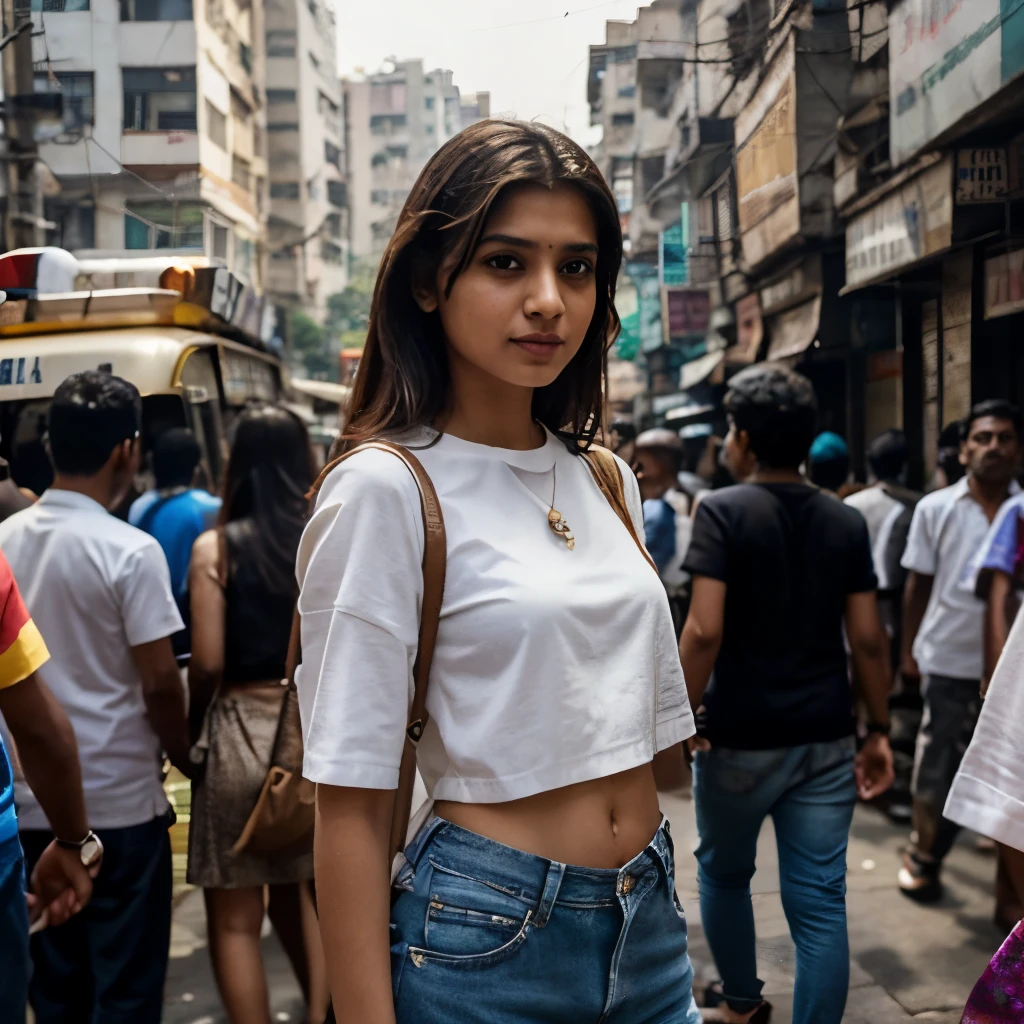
[128,489,222,598]
[643,498,677,576]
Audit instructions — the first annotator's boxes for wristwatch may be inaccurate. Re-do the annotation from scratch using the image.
[865,721,891,737]
[56,830,104,869]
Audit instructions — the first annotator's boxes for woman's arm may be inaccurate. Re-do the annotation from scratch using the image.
[315,785,398,1024]
[187,530,225,738]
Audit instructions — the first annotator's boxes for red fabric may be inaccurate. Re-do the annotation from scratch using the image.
[0,550,31,655]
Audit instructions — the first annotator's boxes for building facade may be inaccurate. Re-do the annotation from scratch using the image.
[264,0,348,322]
[344,59,488,259]
[32,0,269,290]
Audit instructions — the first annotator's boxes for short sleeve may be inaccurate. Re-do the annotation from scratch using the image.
[683,500,730,582]
[901,501,937,575]
[966,499,1023,597]
[642,500,676,575]
[0,552,48,689]
[295,450,425,790]
[115,539,184,647]
[847,514,879,594]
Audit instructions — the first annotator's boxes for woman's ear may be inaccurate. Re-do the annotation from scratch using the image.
[411,255,439,312]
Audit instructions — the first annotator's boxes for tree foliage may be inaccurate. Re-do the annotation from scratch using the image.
[289,311,336,381]
[325,257,377,345]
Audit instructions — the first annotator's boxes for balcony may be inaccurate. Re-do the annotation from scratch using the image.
[267,253,302,298]
[122,130,199,167]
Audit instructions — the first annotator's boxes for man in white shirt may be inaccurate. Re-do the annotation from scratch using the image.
[0,371,193,1022]
[899,400,1022,902]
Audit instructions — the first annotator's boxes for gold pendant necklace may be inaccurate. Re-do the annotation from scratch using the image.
[547,464,575,550]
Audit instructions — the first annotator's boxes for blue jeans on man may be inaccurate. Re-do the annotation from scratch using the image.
[0,834,30,1020]
[693,738,857,1024]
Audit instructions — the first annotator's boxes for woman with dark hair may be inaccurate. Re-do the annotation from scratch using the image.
[186,405,327,1024]
[297,119,701,1022]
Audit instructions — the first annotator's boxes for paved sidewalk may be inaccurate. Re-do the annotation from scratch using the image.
[164,798,1004,1022]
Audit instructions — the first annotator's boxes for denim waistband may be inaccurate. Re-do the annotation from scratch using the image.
[403,815,675,915]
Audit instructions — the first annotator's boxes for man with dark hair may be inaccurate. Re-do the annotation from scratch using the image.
[129,427,221,602]
[934,420,966,490]
[680,363,893,1024]
[808,431,851,495]
[0,371,193,1021]
[846,429,920,822]
[899,399,1022,902]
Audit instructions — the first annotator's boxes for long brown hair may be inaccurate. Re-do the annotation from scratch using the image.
[219,405,316,594]
[343,119,623,451]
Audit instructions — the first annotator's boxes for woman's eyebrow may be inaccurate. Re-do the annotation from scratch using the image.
[478,233,599,255]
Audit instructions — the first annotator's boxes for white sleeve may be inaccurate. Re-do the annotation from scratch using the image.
[116,539,185,647]
[901,499,937,576]
[295,450,425,789]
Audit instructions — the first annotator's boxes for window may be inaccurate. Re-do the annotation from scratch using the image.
[309,51,320,72]
[270,181,300,199]
[266,30,296,57]
[120,0,191,20]
[205,100,227,148]
[318,91,339,116]
[212,223,229,259]
[371,189,388,204]
[123,67,197,131]
[232,155,251,191]
[324,141,341,169]
[425,123,434,133]
[234,237,254,281]
[371,152,387,166]
[424,96,435,110]
[324,212,342,237]
[267,89,297,103]
[611,112,634,126]
[32,0,89,9]
[123,202,204,249]
[321,240,343,264]
[327,181,346,208]
[34,72,94,131]
[267,122,300,132]
[618,84,636,98]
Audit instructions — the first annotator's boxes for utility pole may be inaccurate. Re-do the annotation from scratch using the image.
[2,0,44,250]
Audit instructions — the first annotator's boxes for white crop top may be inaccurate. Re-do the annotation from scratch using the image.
[295,427,695,804]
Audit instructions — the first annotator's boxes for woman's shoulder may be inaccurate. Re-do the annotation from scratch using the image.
[314,443,425,510]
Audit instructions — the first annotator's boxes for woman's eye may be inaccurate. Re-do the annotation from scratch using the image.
[562,259,593,276]
[486,254,521,271]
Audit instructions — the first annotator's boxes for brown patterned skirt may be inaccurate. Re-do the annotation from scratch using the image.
[186,682,314,889]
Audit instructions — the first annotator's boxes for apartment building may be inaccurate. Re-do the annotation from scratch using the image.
[31,0,268,289]
[345,59,488,259]
[264,0,348,322]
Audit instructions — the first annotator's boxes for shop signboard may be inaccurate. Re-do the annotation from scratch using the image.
[984,247,1024,319]
[889,0,1024,168]
[844,154,954,291]
[956,148,1009,203]
[626,262,663,355]
[735,36,800,268]
[661,287,711,342]
[759,255,823,318]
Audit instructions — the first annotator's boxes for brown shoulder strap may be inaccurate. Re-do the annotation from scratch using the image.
[582,446,658,575]
[299,440,447,864]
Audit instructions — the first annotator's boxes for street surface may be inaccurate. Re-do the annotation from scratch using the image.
[164,792,1001,1023]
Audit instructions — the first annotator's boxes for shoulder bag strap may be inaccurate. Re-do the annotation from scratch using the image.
[582,446,659,575]
[296,440,447,864]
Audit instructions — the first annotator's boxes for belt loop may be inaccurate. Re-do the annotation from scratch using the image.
[403,816,446,869]
[532,860,565,929]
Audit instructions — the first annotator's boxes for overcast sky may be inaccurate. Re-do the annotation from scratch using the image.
[335,0,641,145]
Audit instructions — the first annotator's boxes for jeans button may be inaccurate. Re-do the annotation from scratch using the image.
[618,874,636,895]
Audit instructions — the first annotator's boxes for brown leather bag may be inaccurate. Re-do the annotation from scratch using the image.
[233,441,447,862]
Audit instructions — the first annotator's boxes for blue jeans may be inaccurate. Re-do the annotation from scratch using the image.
[20,813,173,1024]
[0,835,30,1021]
[693,738,857,1024]
[390,816,701,1023]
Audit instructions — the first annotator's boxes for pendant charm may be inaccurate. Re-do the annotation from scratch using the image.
[548,508,575,550]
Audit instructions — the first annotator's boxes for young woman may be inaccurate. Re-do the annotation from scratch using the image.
[296,119,700,1023]
[187,406,328,1024]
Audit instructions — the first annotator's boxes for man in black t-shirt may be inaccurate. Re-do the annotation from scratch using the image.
[680,364,894,1024]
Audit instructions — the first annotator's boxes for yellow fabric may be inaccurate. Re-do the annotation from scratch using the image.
[0,618,49,690]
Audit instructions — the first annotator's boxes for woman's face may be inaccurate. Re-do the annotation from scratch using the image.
[424,182,600,392]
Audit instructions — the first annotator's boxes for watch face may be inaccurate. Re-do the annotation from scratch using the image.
[81,838,102,867]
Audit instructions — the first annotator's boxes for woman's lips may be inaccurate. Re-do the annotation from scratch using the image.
[511,335,564,358]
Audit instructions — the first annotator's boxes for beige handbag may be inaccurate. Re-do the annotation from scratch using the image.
[233,440,447,861]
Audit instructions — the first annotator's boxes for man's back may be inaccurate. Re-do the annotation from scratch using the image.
[0,490,183,830]
[128,488,221,597]
[685,481,876,748]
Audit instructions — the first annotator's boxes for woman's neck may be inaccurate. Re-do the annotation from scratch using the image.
[439,358,543,451]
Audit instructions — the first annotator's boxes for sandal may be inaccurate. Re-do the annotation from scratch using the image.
[898,850,943,903]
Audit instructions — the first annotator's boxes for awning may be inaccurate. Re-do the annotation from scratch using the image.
[289,378,351,405]
[766,295,822,362]
[665,402,716,423]
[679,349,725,390]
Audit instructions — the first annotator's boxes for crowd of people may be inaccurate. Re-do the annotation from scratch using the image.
[0,117,1023,1024]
